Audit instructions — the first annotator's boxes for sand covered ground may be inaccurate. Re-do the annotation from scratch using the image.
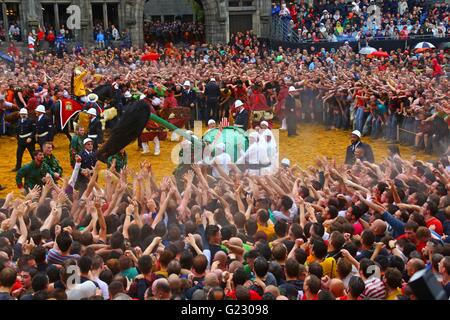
[0,123,433,197]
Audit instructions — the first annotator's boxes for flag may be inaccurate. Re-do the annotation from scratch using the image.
[59,98,83,129]
[220,117,229,127]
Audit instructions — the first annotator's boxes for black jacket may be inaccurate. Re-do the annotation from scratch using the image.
[79,150,97,170]
[234,109,249,131]
[88,117,103,147]
[205,81,220,100]
[36,114,50,135]
[345,141,374,165]
[181,89,197,107]
[16,118,35,144]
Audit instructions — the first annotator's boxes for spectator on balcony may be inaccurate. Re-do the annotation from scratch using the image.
[272,3,280,17]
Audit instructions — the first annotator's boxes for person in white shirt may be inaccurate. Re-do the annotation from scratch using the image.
[237,131,269,175]
[111,25,120,41]
[210,142,232,178]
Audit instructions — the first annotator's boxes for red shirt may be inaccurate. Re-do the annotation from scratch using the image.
[302,293,318,300]
[226,289,262,300]
[426,217,443,236]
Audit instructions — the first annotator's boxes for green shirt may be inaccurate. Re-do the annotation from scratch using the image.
[43,154,63,178]
[16,161,48,190]
[70,135,84,166]
[107,152,128,172]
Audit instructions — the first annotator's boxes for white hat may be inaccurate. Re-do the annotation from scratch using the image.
[35,105,46,113]
[186,130,194,135]
[63,90,70,98]
[87,93,98,103]
[207,119,216,125]
[281,158,291,167]
[87,108,97,116]
[124,91,132,98]
[260,120,269,127]
[210,78,216,82]
[152,97,161,106]
[139,94,146,100]
[352,130,362,138]
[183,80,191,87]
[235,100,244,108]
[19,108,28,115]
[289,86,296,92]
[83,138,93,145]
[74,68,82,75]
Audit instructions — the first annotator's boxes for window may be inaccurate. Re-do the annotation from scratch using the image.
[107,4,119,29]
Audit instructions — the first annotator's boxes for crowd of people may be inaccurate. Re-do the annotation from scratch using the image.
[0,25,449,299]
[143,21,205,45]
[272,0,449,42]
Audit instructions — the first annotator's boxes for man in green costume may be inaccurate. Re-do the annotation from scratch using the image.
[42,142,63,181]
[70,125,86,167]
[16,150,48,193]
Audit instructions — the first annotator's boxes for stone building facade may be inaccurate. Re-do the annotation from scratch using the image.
[2,0,271,46]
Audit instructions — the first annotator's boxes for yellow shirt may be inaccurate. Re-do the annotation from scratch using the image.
[73,70,88,97]
[386,288,401,300]
[306,256,337,278]
[257,223,276,241]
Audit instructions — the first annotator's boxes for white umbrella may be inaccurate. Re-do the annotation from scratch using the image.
[414,42,436,49]
[359,46,377,55]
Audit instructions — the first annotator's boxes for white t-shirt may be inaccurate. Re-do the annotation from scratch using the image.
[211,152,232,178]
[66,281,97,300]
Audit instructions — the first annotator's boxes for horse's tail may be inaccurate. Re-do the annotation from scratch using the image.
[97,100,150,162]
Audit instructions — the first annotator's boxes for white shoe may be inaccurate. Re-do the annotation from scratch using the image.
[154,150,160,156]
[280,118,287,130]
[153,137,160,155]
[141,142,150,154]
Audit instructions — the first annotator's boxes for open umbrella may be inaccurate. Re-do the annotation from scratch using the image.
[359,46,376,55]
[368,51,389,58]
[414,42,435,50]
[141,52,160,61]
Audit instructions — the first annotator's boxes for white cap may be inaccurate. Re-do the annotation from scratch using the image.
[63,90,70,98]
[207,119,216,125]
[87,108,97,116]
[235,100,244,108]
[152,97,161,106]
[281,158,291,167]
[83,138,93,144]
[139,94,146,100]
[35,105,46,113]
[186,130,194,135]
[74,68,82,75]
[124,91,132,98]
[352,130,362,138]
[19,108,28,115]
[289,86,296,92]
[210,78,216,82]
[260,120,268,127]
[183,80,191,87]
[87,93,98,102]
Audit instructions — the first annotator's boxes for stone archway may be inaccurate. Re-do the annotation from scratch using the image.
[125,0,229,47]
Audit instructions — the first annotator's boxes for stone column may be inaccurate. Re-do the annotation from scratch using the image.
[26,0,40,34]
[124,0,145,48]
[258,0,271,39]
[103,3,108,29]
[54,4,60,33]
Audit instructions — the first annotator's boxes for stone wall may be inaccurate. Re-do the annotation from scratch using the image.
[144,0,193,18]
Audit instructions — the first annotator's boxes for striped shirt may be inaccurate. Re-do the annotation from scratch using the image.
[47,248,80,265]
[362,277,386,300]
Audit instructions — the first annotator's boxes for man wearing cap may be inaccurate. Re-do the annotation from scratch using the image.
[234,100,249,131]
[285,86,298,136]
[345,130,374,165]
[35,105,51,148]
[42,142,63,181]
[205,78,220,121]
[86,108,103,150]
[181,80,197,129]
[13,108,35,171]
[205,119,216,134]
[78,138,97,190]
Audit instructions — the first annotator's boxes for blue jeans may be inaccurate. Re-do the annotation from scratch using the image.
[355,108,369,133]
